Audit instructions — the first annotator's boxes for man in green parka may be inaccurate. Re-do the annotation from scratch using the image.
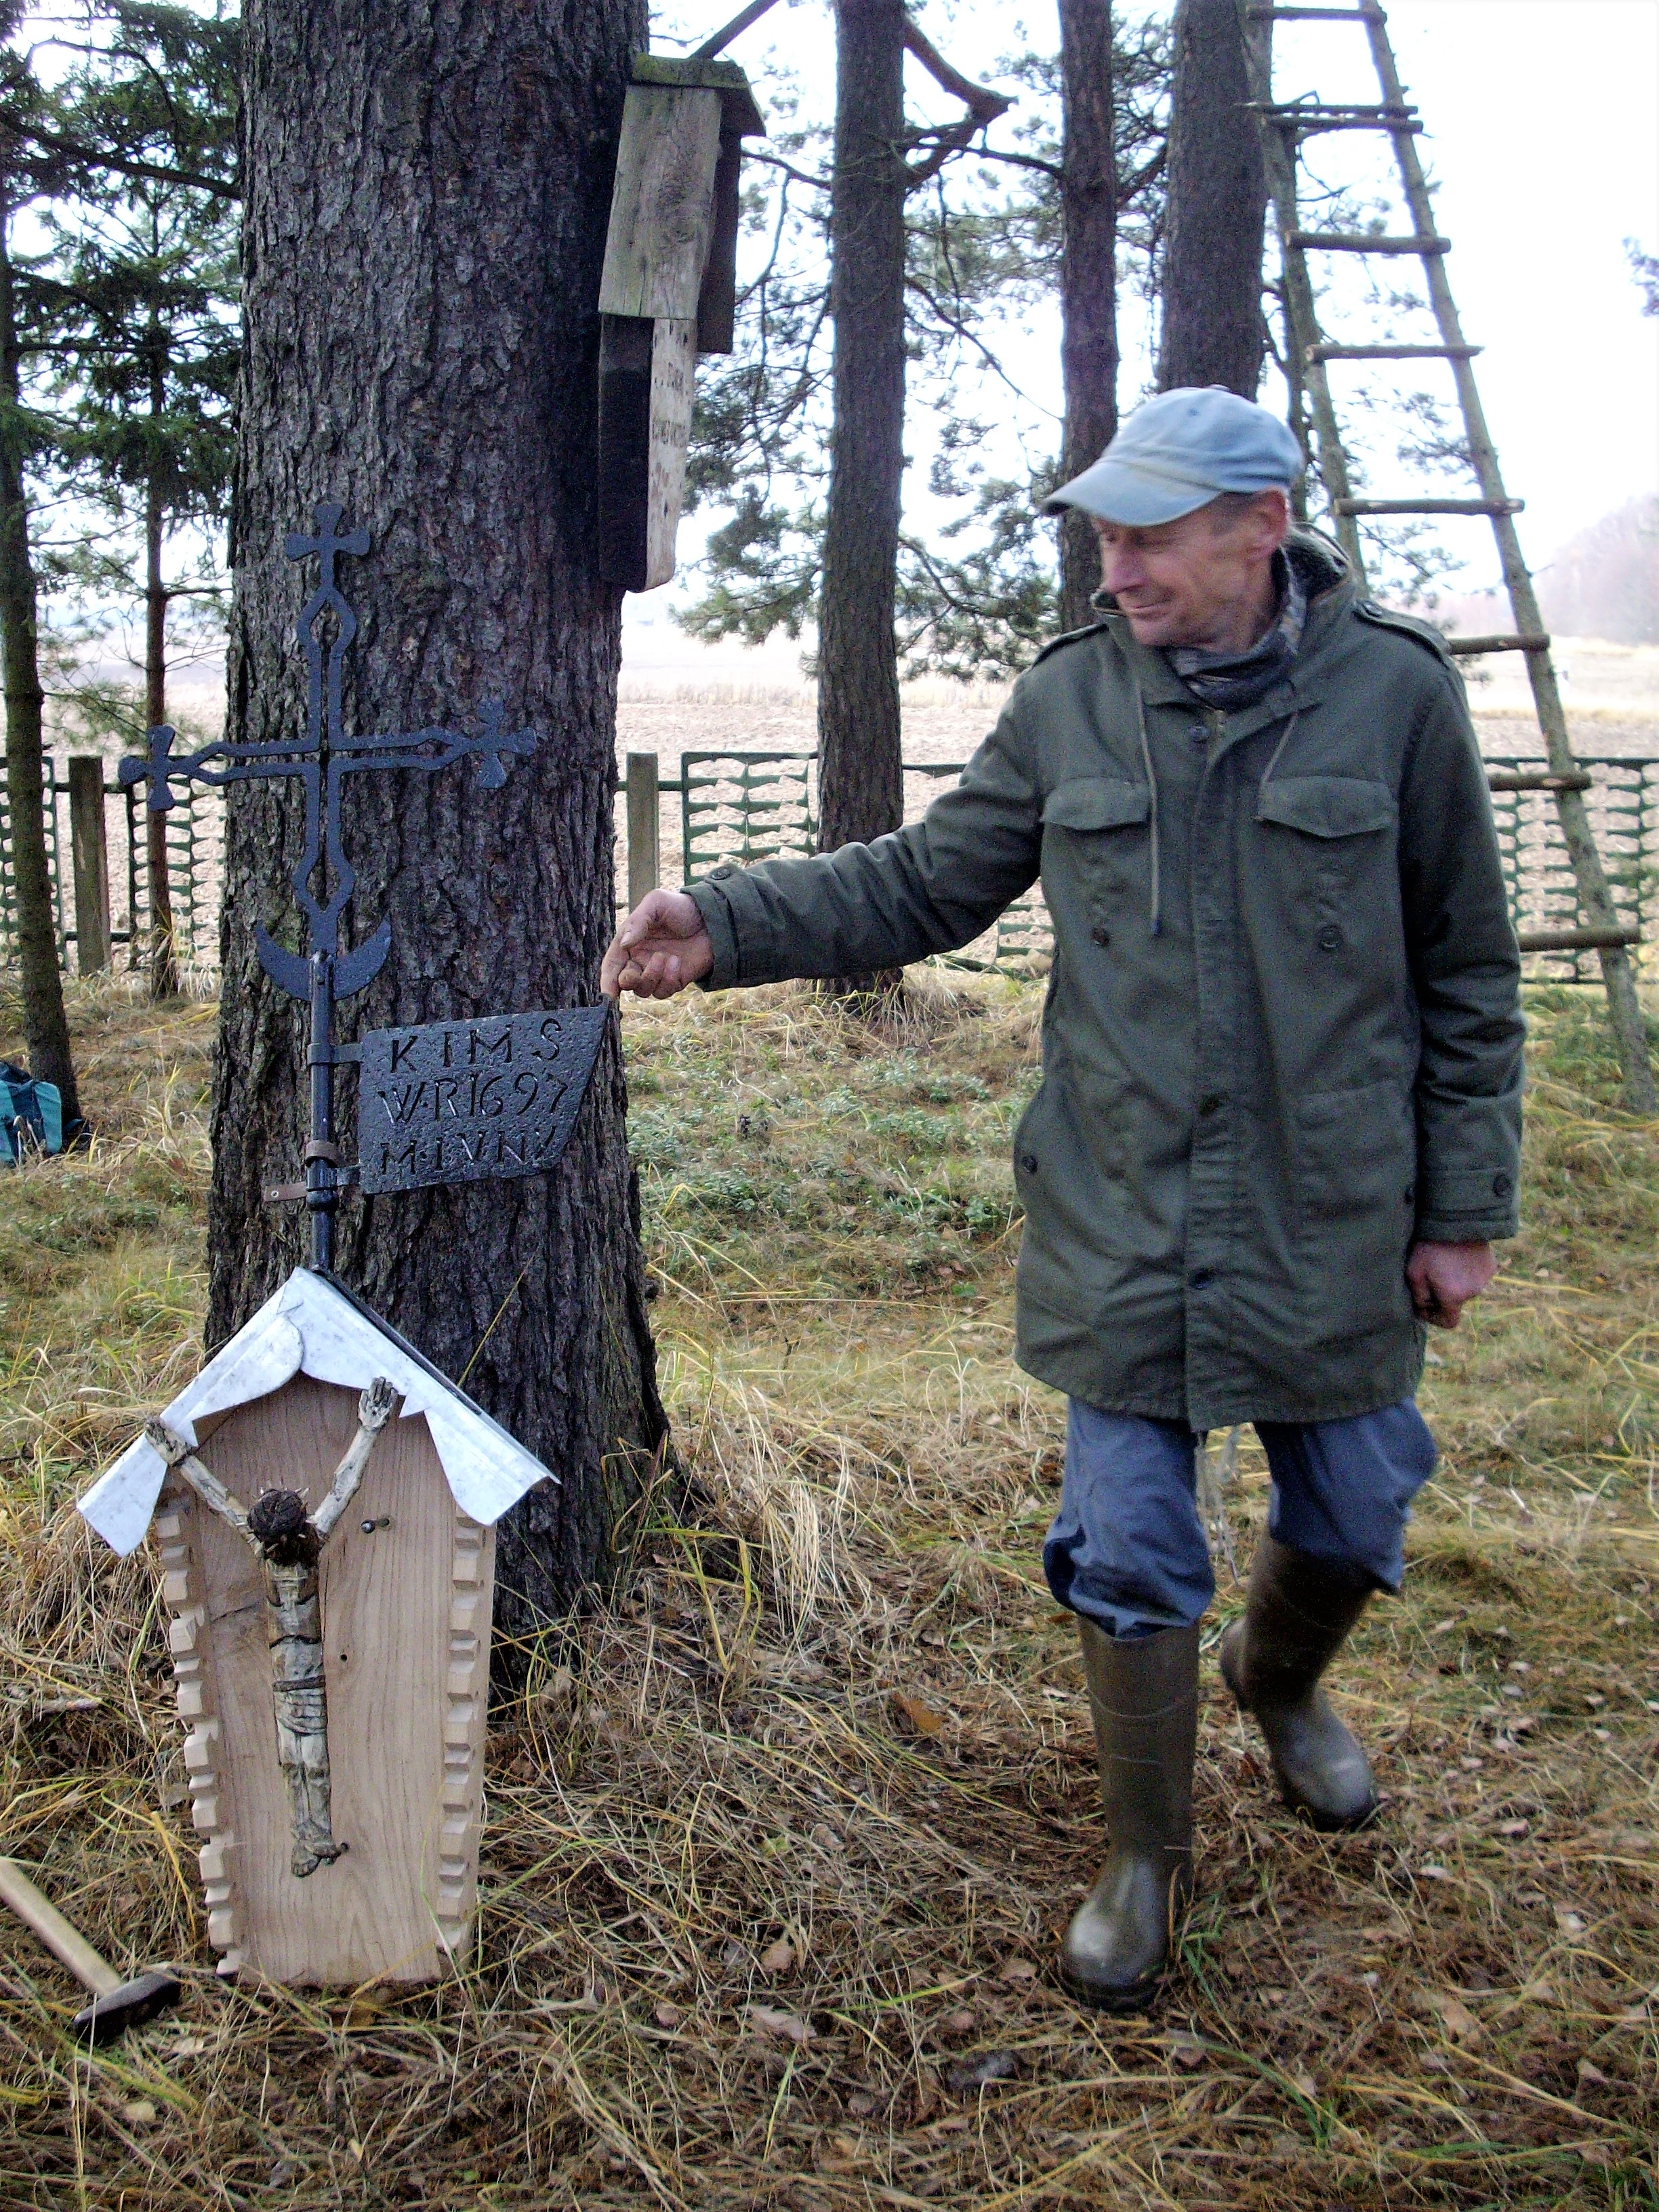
[602,387,1525,2012]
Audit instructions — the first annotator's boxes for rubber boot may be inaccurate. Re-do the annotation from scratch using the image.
[1059,1621,1199,2013]
[1220,1534,1378,1830]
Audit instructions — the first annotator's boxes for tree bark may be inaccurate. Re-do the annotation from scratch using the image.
[815,0,907,998]
[145,327,179,1000]
[1158,0,1268,396]
[0,188,81,1129]
[1056,0,1119,634]
[213,0,666,1668]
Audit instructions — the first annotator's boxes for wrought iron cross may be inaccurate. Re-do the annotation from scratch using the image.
[120,502,541,1271]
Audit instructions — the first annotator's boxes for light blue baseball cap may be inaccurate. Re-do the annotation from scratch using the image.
[1043,386,1305,526]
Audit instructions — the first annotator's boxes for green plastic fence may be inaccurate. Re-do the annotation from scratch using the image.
[5,747,1658,986]
[0,756,219,970]
[679,750,1659,981]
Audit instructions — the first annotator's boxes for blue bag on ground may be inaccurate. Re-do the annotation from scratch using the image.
[1,1061,64,1163]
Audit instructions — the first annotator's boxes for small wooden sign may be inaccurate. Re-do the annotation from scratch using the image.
[597,56,764,592]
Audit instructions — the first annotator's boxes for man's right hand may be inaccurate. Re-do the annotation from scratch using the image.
[601,888,715,1001]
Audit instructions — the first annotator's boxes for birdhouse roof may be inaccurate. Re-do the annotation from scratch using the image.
[78,1267,556,1557]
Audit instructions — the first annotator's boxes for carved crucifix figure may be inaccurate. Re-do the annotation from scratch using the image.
[146,1378,398,1877]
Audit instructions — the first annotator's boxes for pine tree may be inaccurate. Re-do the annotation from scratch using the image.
[0,32,82,1127]
[678,7,1167,681]
[37,1,239,998]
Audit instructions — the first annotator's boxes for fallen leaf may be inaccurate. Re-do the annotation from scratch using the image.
[760,1938,796,1975]
[944,2008,977,2035]
[1165,2030,1206,2069]
[1291,2068,1319,2102]
[1577,2058,1608,2085]
[750,2005,811,2045]
[892,1691,945,1736]
[653,2001,682,2030]
[170,2036,207,2058]
[121,2100,157,2126]
[1495,1818,1529,1838]
[947,2050,1019,2093]
[999,1957,1037,1983]
[1422,1989,1481,2043]
[1555,1907,1587,1936]
[846,2089,881,2118]
[1580,2143,1616,2169]
[1419,1863,1452,1882]
[265,2163,298,2190]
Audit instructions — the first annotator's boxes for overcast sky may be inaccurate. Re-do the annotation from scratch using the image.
[642,0,1659,632]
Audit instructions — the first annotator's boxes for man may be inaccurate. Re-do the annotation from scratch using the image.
[602,386,1524,2011]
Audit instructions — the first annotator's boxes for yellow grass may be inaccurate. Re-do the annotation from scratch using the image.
[0,968,1656,2209]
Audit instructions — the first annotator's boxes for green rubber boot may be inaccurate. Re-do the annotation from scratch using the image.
[1220,1534,1379,1831]
[1059,1621,1199,2013]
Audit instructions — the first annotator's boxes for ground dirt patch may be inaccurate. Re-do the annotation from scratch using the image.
[1,970,1656,2209]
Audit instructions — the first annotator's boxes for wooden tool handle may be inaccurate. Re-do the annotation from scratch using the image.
[0,1858,119,1997]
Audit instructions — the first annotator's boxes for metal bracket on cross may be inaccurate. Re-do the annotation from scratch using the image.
[119,503,609,1271]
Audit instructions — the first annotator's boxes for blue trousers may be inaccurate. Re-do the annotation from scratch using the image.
[1043,1398,1437,1640]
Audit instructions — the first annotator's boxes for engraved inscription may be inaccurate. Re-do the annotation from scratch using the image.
[356,1007,609,1195]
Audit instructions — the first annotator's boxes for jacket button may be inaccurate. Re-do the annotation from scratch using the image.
[710,864,736,880]
[1090,923,1111,947]
[1317,923,1343,951]
[1190,1267,1214,1289]
[1492,1172,1513,1197]
[1019,1152,1038,1174]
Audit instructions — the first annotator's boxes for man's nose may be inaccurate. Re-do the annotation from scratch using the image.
[1100,544,1145,596]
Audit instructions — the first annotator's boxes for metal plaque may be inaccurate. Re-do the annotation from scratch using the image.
[356,1006,609,1196]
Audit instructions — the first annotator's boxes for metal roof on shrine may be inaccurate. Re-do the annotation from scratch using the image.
[79,1267,556,1556]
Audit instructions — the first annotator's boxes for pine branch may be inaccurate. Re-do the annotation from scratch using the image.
[1,115,239,201]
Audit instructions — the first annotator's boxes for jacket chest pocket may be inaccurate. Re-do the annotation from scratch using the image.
[1040,777,1151,901]
[1253,776,1397,928]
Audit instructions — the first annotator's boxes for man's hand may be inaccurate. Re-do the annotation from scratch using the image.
[601,888,715,1001]
[1406,1240,1496,1329]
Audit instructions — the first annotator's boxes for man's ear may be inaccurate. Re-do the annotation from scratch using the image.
[1254,488,1292,553]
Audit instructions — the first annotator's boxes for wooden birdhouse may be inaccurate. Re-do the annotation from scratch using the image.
[79,1268,553,1988]
[597,54,765,592]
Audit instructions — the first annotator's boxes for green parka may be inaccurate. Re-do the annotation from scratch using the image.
[686,533,1525,1427]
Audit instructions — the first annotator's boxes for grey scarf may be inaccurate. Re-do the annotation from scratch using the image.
[1168,548,1307,711]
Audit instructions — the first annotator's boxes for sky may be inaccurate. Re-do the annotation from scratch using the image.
[634,0,1659,647]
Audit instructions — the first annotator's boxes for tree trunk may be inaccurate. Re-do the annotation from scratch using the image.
[1158,0,1268,396]
[0,191,81,1130]
[815,0,907,1000]
[1056,0,1119,634]
[145,335,179,1000]
[213,0,665,1669]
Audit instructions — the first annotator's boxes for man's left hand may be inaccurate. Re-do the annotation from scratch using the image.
[1406,1240,1496,1328]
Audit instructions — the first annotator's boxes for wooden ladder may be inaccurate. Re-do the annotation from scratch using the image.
[1244,1,1656,1113]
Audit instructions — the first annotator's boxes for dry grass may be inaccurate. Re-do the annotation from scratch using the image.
[1,970,1657,2209]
